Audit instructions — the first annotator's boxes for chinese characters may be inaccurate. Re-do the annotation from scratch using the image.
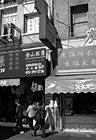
[25,49,46,75]
[59,46,96,71]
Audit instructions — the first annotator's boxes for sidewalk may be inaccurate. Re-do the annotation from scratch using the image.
[7,129,96,140]
[0,122,96,140]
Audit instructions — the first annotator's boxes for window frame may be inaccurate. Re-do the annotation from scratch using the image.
[70,4,88,37]
[24,13,39,35]
[2,8,17,36]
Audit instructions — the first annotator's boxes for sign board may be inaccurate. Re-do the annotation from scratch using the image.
[34,0,48,15]
[20,49,46,77]
[0,79,20,86]
[56,46,96,75]
[45,77,96,94]
[39,14,57,50]
[0,48,47,78]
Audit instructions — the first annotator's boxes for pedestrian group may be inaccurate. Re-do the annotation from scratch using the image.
[14,99,46,138]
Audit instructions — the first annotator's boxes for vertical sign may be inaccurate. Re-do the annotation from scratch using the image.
[34,0,48,15]
[39,14,57,50]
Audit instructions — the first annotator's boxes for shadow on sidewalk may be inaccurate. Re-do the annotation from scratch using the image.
[0,125,29,140]
[45,131,58,138]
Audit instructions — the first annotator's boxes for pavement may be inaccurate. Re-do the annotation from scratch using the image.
[7,130,96,140]
[0,122,96,140]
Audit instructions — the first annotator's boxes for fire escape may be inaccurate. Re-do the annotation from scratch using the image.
[0,23,22,50]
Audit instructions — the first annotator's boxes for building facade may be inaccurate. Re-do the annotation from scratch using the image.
[45,0,96,131]
[0,0,54,122]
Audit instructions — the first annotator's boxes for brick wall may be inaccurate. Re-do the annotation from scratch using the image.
[54,0,69,39]
[54,0,96,40]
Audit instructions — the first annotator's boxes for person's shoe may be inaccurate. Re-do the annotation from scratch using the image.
[32,133,37,136]
[20,131,24,134]
[41,135,46,138]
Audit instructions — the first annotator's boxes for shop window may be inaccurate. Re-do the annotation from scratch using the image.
[70,4,88,37]
[24,14,39,34]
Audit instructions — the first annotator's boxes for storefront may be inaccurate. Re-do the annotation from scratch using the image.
[45,45,96,131]
[0,47,50,122]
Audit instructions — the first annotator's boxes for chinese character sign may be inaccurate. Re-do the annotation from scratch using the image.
[57,46,96,75]
[0,48,47,78]
[20,48,46,77]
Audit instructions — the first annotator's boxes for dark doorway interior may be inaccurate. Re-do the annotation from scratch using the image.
[0,86,16,122]
[73,92,96,115]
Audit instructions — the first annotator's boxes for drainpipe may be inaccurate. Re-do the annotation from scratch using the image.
[60,93,63,131]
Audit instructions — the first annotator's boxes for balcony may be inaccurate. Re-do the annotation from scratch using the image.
[0,23,22,51]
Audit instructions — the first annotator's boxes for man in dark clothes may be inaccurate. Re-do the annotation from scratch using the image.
[33,102,45,138]
[14,100,24,133]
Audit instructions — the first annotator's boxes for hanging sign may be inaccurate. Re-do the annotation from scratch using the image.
[34,0,48,15]
[39,14,57,50]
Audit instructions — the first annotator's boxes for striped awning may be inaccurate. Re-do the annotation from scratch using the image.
[0,79,20,86]
[45,76,96,94]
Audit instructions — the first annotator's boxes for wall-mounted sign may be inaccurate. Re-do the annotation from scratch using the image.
[20,49,46,77]
[56,46,96,75]
[0,48,47,78]
[0,79,20,86]
[84,28,96,46]
[31,81,43,92]
[34,0,48,15]
[39,14,57,50]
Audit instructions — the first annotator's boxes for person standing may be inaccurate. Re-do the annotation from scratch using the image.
[14,100,24,133]
[33,102,45,138]
[45,100,55,131]
[26,101,36,134]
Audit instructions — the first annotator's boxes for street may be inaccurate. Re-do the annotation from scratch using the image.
[0,122,96,140]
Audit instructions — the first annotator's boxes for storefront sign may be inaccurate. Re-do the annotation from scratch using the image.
[39,14,57,50]
[0,48,47,78]
[56,46,96,75]
[31,81,43,92]
[34,0,48,15]
[75,82,96,91]
[21,49,46,76]
[0,79,20,86]
[45,77,96,94]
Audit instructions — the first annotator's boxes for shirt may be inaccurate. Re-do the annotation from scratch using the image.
[16,104,24,118]
[26,105,35,118]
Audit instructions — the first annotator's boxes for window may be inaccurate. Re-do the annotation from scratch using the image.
[3,8,17,36]
[70,4,88,37]
[24,14,39,34]
[4,15,17,25]
[3,9,17,25]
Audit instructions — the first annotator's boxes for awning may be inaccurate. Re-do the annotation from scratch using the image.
[0,79,20,86]
[45,76,96,94]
